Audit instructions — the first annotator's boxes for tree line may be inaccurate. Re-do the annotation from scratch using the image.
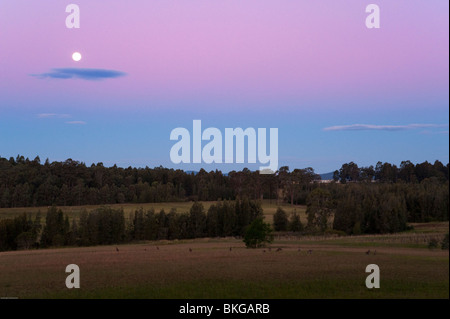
[333,160,448,184]
[332,181,448,233]
[0,155,448,248]
[0,199,263,251]
[0,155,447,208]
[270,180,448,235]
[1,180,448,251]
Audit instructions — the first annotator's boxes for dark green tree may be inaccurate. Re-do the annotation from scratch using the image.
[288,210,304,232]
[167,208,180,240]
[273,207,288,231]
[143,209,158,240]
[188,202,206,238]
[441,233,449,250]
[243,218,273,248]
[206,204,219,237]
[40,206,66,247]
[306,188,334,232]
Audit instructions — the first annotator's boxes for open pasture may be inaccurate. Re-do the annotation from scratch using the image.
[0,231,447,299]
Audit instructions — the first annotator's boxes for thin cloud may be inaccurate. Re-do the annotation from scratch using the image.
[37,113,71,118]
[31,68,127,81]
[66,121,87,125]
[323,124,449,132]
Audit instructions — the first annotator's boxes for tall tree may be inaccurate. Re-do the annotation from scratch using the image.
[306,188,334,231]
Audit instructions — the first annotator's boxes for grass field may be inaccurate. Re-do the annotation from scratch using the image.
[0,224,448,299]
[0,202,448,299]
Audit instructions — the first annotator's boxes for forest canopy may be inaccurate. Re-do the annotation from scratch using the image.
[0,155,448,208]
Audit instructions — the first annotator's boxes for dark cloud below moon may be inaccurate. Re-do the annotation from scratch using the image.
[31,68,127,80]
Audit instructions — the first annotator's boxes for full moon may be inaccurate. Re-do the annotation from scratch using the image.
[72,52,82,62]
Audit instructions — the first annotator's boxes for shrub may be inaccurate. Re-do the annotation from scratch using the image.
[428,238,439,250]
[441,233,449,250]
[243,218,273,248]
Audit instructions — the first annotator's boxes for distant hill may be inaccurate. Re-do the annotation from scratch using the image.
[319,172,335,180]
[186,170,229,176]
[187,170,334,179]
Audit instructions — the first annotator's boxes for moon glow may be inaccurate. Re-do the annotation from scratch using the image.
[72,52,82,62]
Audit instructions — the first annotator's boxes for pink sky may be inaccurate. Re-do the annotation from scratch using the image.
[1,0,448,112]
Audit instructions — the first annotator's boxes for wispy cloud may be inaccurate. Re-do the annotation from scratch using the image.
[38,114,86,125]
[323,124,449,132]
[37,113,71,118]
[31,68,127,81]
[66,121,87,125]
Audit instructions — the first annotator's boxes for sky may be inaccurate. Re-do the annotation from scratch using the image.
[0,0,448,174]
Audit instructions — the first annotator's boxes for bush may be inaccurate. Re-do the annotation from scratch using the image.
[15,231,36,250]
[441,233,449,250]
[428,238,439,250]
[243,218,273,248]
